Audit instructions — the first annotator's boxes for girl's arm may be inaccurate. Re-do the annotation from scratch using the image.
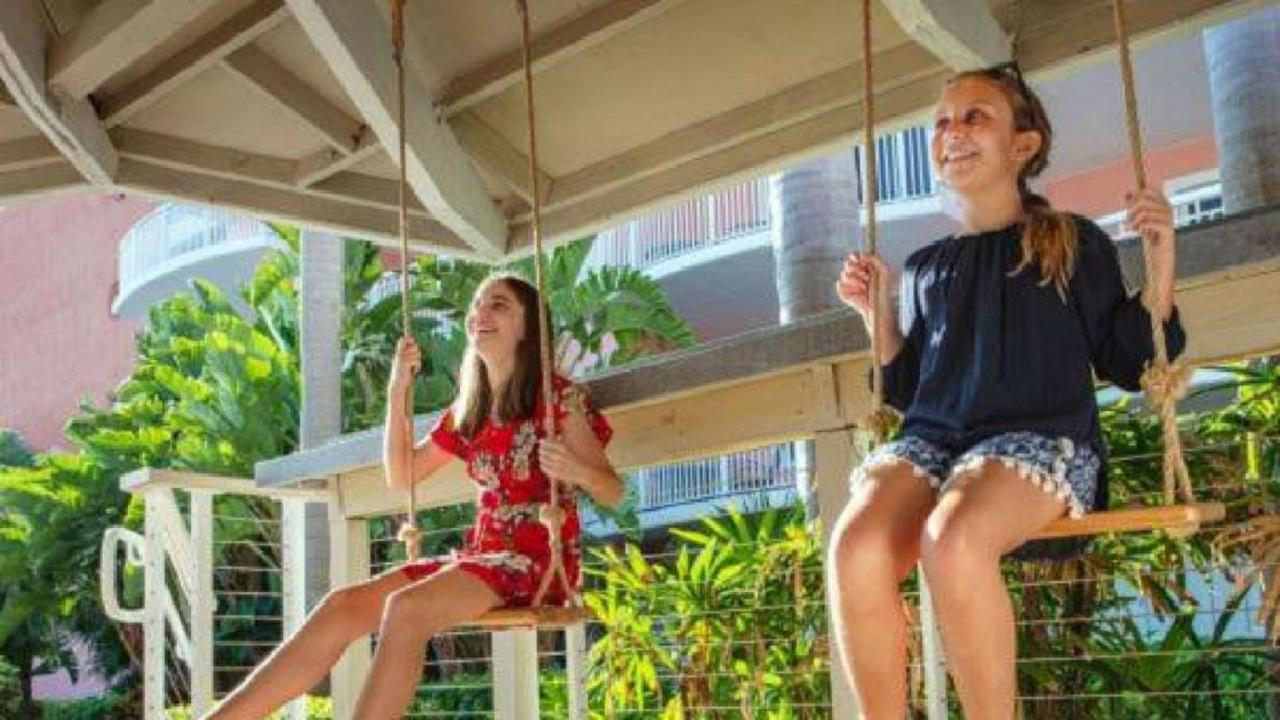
[538,409,624,508]
[384,337,456,492]
[384,396,455,492]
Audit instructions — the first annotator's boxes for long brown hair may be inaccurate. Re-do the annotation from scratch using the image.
[948,64,1078,296]
[452,273,548,439]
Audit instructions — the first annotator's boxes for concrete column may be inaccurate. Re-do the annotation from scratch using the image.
[771,150,861,522]
[1204,5,1280,212]
[299,229,344,606]
[769,150,860,323]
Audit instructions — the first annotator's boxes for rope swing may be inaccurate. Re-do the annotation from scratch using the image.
[388,0,583,626]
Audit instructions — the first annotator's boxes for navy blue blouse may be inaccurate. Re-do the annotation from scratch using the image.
[882,215,1186,512]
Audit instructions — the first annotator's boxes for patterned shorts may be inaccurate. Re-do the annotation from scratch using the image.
[853,432,1101,518]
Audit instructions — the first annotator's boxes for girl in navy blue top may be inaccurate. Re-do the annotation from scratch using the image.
[827,65,1185,719]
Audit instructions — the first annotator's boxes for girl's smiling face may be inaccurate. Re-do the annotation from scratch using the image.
[931,76,1043,197]
[465,279,528,360]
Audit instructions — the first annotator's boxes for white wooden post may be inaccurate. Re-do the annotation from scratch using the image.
[919,574,949,720]
[813,428,861,719]
[492,629,540,720]
[189,491,215,716]
[143,492,167,720]
[329,510,371,720]
[281,499,309,720]
[565,624,588,720]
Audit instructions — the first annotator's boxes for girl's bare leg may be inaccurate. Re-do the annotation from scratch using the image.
[828,461,936,720]
[352,565,500,720]
[920,461,1067,720]
[203,568,411,720]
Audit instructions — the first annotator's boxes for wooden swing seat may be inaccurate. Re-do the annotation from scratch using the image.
[1033,502,1225,541]
[467,605,592,630]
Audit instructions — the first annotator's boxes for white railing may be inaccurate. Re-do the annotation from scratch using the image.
[104,470,327,719]
[1095,183,1224,238]
[637,442,801,510]
[586,176,771,270]
[117,204,284,300]
[855,124,937,205]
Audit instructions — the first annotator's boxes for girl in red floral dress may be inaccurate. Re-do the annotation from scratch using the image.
[204,275,621,720]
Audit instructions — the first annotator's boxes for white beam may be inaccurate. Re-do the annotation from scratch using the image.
[286,0,508,259]
[99,0,290,126]
[0,137,64,172]
[114,157,479,258]
[293,131,381,187]
[0,163,87,204]
[882,0,1010,71]
[438,0,687,114]
[112,129,430,217]
[47,0,225,97]
[451,111,552,205]
[0,0,117,184]
[225,44,364,154]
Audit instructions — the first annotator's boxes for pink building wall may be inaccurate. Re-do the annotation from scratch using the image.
[0,192,154,452]
[1047,135,1219,217]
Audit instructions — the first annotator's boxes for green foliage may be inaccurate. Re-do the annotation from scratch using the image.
[42,690,137,720]
[166,695,331,719]
[584,505,828,719]
[0,430,33,469]
[0,657,22,718]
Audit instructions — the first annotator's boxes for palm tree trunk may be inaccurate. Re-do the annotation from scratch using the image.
[770,151,860,521]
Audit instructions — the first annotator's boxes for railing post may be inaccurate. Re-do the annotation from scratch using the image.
[281,499,309,720]
[919,573,949,720]
[492,629,540,720]
[143,492,167,720]
[189,490,215,716]
[565,624,588,720]
[329,510,371,720]
[813,429,861,719]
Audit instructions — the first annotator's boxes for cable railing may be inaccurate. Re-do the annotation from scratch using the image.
[107,431,1280,719]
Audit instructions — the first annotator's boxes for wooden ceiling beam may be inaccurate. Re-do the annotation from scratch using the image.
[287,0,509,259]
[111,127,432,217]
[450,111,551,206]
[47,0,225,97]
[0,0,116,184]
[881,0,1010,70]
[437,0,687,115]
[224,44,365,154]
[99,0,290,126]
[114,157,480,259]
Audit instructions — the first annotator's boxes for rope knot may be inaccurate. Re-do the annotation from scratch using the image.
[1140,361,1192,410]
[539,503,566,531]
[397,522,422,559]
[857,407,899,445]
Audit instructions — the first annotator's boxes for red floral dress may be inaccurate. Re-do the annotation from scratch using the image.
[401,377,612,607]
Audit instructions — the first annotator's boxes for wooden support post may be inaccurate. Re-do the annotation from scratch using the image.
[492,629,540,720]
[328,509,371,720]
[189,491,215,716]
[813,428,861,719]
[918,572,948,720]
[143,492,167,720]
[281,499,309,720]
[565,624,588,720]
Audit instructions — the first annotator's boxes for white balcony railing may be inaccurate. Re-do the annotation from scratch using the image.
[586,176,771,271]
[116,204,285,304]
[636,442,801,510]
[1095,182,1225,238]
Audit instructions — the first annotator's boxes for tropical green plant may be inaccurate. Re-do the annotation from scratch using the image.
[584,505,828,719]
